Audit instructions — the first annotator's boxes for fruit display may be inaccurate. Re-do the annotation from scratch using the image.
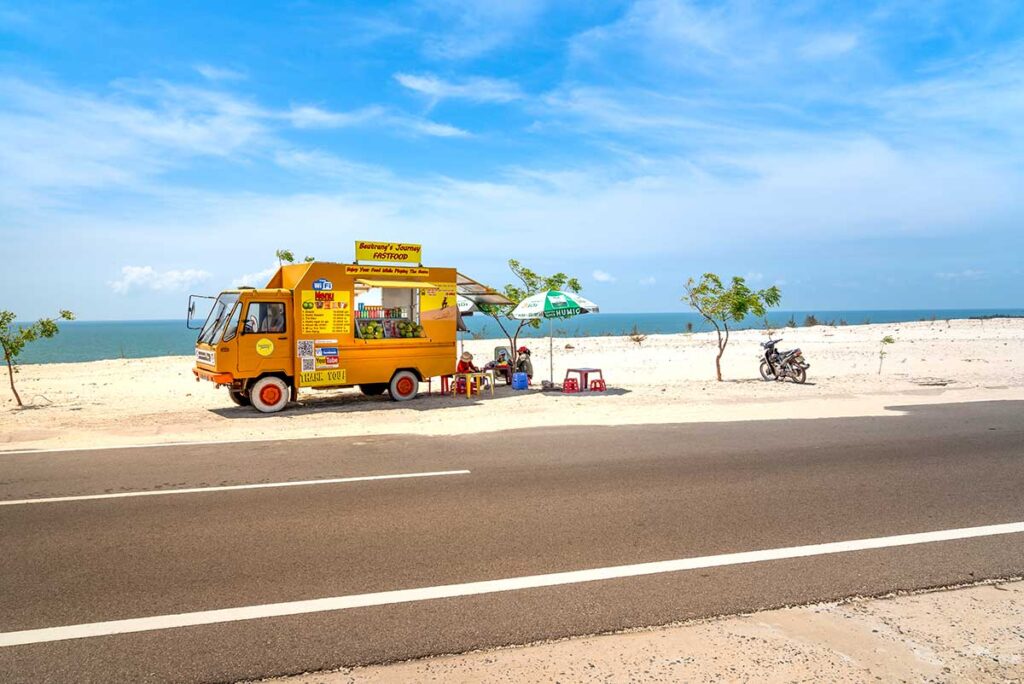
[358,320,386,339]
[357,319,424,339]
[395,320,425,338]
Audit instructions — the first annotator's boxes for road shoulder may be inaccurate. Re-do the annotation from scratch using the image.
[271,579,1024,683]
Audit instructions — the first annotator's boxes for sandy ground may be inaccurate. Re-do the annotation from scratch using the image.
[271,580,1024,683]
[2,318,1023,452]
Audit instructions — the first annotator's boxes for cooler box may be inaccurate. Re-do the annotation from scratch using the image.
[512,372,529,390]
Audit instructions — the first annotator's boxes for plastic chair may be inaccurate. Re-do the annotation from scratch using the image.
[453,377,480,397]
[563,378,579,393]
[590,379,607,391]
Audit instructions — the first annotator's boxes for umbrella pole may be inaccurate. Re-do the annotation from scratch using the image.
[549,317,554,384]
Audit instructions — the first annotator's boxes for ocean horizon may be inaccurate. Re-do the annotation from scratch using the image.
[12,308,1024,365]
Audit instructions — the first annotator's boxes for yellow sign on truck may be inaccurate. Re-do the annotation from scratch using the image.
[189,249,509,412]
[354,240,422,264]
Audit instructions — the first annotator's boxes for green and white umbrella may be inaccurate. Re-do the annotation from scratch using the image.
[511,290,600,382]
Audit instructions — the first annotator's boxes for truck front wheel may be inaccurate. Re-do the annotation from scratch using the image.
[388,370,419,402]
[250,376,290,413]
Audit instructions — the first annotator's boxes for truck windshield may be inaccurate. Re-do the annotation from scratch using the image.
[197,293,240,345]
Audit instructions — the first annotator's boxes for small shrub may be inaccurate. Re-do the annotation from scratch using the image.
[786,316,797,328]
[628,324,648,347]
[804,314,819,327]
[878,335,895,374]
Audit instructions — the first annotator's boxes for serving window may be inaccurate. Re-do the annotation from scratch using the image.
[353,280,435,340]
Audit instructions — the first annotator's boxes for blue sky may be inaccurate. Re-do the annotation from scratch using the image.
[2,0,1022,319]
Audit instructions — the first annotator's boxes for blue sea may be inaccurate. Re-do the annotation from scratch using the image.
[14,309,1024,364]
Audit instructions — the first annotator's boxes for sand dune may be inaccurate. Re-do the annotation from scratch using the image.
[3,318,1022,452]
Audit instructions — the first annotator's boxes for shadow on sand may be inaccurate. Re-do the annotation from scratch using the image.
[209,383,631,419]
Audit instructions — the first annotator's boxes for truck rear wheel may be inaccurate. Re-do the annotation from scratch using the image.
[388,370,419,402]
[229,390,251,406]
[250,376,290,413]
[359,383,388,396]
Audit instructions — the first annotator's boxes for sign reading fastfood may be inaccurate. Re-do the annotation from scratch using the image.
[355,241,422,264]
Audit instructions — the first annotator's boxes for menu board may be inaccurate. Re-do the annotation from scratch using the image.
[300,289,351,335]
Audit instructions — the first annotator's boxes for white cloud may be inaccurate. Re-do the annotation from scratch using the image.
[0,78,269,205]
[394,73,522,104]
[110,266,211,293]
[285,105,385,128]
[403,119,471,138]
[592,269,616,282]
[283,104,468,137]
[0,77,476,211]
[194,64,246,81]
[639,276,657,286]
[420,0,547,60]
[233,264,279,287]
[799,32,859,60]
[935,269,987,281]
[745,271,764,282]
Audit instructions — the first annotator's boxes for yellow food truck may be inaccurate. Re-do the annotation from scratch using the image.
[189,242,509,412]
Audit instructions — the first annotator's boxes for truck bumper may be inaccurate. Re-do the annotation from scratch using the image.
[193,367,235,386]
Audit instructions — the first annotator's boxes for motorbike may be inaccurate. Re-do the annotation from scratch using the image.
[759,338,810,384]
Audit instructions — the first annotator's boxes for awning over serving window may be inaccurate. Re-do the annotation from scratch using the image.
[355,279,439,289]
[456,272,512,306]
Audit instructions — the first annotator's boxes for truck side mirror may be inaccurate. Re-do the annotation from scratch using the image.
[187,294,216,330]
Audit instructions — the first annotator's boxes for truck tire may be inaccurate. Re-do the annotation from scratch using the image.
[359,383,388,396]
[229,390,251,406]
[250,376,290,413]
[388,370,419,402]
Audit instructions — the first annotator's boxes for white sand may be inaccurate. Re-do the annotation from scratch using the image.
[273,580,1024,683]
[2,318,1023,452]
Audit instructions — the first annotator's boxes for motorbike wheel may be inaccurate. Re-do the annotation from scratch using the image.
[759,360,775,381]
[790,366,807,384]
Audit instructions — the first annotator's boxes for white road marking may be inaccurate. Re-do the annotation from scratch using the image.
[0,470,471,506]
[1,520,1021,647]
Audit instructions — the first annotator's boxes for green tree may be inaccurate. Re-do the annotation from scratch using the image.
[477,259,582,363]
[683,273,781,381]
[275,249,315,265]
[2,310,75,407]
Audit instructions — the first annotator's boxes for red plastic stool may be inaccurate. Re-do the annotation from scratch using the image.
[590,379,607,392]
[563,378,579,393]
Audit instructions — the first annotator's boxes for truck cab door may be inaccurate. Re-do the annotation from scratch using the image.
[237,298,294,376]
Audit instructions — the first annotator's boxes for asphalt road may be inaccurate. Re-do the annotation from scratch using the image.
[1,400,1023,683]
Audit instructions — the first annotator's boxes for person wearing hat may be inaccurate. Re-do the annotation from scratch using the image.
[515,346,534,381]
[457,351,479,374]
[455,351,484,394]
